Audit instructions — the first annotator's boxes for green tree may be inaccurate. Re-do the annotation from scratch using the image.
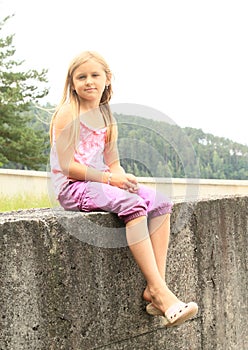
[0,15,49,169]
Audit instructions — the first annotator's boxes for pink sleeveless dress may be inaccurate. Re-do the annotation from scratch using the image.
[50,120,173,224]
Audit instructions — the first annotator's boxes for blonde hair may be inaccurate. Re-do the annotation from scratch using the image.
[49,51,116,148]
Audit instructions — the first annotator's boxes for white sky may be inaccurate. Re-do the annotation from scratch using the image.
[1,0,248,146]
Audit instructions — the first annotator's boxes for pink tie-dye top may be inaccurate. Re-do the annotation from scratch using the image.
[50,120,109,197]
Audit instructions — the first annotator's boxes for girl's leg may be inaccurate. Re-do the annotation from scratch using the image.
[126,216,179,313]
[143,214,171,302]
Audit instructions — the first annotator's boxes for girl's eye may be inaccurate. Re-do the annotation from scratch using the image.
[78,74,99,79]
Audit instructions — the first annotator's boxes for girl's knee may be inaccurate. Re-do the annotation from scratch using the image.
[138,185,173,216]
[118,194,148,223]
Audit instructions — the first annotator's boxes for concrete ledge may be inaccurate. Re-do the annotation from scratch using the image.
[1,169,248,200]
[0,196,247,349]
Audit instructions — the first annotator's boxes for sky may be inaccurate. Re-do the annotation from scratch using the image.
[1,0,248,146]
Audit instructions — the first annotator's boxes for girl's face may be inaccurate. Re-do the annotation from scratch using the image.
[72,59,110,106]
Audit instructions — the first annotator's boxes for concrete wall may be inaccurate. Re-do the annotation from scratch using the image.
[0,169,50,198]
[1,169,248,201]
[0,196,247,349]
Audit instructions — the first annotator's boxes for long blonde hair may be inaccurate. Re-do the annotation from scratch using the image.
[49,51,116,148]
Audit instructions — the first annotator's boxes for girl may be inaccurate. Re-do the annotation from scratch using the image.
[49,51,198,327]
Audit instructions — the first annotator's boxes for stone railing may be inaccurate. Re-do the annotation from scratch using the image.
[0,196,247,349]
[1,169,248,201]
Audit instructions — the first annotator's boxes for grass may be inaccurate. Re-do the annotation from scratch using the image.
[0,193,58,212]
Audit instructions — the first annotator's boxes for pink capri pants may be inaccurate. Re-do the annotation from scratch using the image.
[58,181,173,224]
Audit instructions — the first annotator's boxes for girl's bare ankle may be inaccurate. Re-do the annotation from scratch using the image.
[148,283,180,312]
[143,286,151,301]
[148,282,167,299]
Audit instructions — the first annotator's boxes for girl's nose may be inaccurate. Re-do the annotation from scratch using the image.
[86,76,92,85]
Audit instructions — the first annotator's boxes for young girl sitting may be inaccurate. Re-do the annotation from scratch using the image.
[49,51,198,327]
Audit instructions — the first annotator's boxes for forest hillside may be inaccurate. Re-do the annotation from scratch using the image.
[2,104,248,180]
[115,113,248,180]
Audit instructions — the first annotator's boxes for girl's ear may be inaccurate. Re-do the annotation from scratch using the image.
[106,73,112,86]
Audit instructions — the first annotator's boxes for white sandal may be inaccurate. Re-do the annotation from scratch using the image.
[146,301,198,327]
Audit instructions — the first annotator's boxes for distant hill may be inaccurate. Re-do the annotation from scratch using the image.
[9,104,247,180]
[115,113,248,180]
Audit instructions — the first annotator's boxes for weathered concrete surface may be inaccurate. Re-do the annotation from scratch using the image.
[0,196,247,350]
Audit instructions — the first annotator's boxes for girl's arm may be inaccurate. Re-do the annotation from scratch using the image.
[53,106,138,191]
[53,106,109,184]
[104,124,139,192]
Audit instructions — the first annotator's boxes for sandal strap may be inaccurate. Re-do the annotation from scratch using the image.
[164,302,187,323]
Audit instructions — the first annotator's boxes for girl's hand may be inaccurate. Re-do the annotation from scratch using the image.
[110,172,139,193]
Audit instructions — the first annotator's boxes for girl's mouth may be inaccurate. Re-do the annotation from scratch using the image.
[85,88,96,91]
